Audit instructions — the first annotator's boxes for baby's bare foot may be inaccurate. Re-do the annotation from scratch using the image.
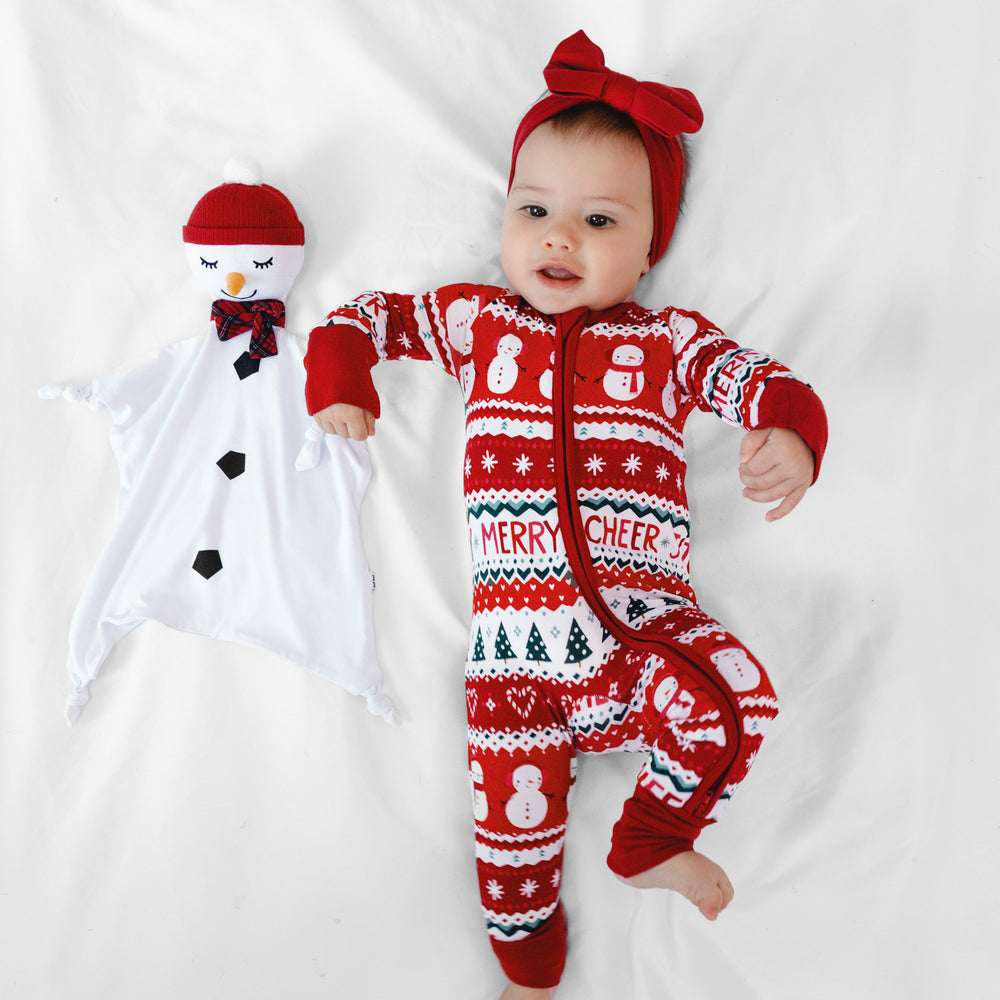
[619,849,734,920]
[498,983,555,1000]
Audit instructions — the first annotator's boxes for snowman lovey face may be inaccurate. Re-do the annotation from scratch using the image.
[184,242,305,303]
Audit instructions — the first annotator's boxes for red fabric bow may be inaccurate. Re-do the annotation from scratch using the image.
[541,31,703,139]
[510,31,703,264]
[211,298,284,359]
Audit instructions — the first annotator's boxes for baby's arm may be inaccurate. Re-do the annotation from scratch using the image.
[738,427,814,522]
[305,284,497,439]
[665,308,827,521]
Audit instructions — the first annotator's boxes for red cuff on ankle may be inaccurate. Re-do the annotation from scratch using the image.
[607,788,707,879]
[490,903,567,989]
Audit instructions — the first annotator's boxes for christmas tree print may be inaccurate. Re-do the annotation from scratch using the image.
[495,623,516,662]
[525,623,551,664]
[627,596,651,622]
[565,619,593,664]
[472,627,485,663]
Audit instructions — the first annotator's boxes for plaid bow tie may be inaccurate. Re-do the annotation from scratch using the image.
[211,298,285,359]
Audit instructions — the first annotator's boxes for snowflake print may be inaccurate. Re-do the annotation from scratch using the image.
[585,454,605,475]
[623,454,642,475]
[486,879,504,901]
[398,332,413,350]
[520,879,539,898]
[514,454,532,475]
[551,870,561,888]
[482,451,497,472]
[465,457,472,478]
[656,463,669,482]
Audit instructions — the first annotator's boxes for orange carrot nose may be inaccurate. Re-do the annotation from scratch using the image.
[225,272,245,295]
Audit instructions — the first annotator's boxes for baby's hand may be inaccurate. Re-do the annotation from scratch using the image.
[738,427,814,522]
[314,403,377,441]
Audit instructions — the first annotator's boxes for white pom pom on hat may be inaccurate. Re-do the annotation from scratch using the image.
[183,157,303,246]
[223,156,264,186]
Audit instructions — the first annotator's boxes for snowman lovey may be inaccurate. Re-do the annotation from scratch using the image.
[41,160,395,725]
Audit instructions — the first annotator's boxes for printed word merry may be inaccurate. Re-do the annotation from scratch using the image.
[480,519,562,556]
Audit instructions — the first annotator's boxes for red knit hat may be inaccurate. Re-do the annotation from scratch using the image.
[182,159,304,246]
[510,31,703,265]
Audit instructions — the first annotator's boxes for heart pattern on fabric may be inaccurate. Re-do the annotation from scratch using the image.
[507,685,538,720]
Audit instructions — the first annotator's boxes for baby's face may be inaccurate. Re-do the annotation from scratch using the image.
[501,122,654,315]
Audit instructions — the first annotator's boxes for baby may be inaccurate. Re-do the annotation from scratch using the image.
[305,30,826,999]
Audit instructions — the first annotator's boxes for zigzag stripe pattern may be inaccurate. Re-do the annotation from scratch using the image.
[485,900,561,940]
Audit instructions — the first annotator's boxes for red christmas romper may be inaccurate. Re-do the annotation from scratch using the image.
[305,283,827,989]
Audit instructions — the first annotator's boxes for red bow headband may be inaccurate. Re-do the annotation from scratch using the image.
[509,31,703,264]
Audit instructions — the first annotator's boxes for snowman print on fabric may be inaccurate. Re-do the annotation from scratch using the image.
[445,296,480,402]
[653,675,695,721]
[487,333,524,395]
[505,763,548,829]
[470,759,489,821]
[538,351,555,400]
[40,159,394,726]
[711,646,762,692]
[602,343,645,401]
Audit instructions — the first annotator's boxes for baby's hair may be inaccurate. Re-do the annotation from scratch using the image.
[545,100,644,146]
[544,101,692,224]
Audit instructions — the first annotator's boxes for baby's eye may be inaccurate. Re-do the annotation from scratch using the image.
[200,257,219,269]
[522,205,547,219]
[586,214,613,228]
[253,257,274,269]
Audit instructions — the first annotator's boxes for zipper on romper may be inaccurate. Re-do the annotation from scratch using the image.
[550,310,743,820]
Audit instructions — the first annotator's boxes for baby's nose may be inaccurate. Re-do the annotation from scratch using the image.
[544,220,577,251]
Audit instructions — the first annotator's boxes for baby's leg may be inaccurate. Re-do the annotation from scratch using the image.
[467,668,574,991]
[601,604,778,917]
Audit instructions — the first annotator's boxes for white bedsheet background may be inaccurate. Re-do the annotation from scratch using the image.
[3,1,996,997]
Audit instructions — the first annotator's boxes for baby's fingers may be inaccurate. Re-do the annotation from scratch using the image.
[742,474,808,520]
[762,484,808,522]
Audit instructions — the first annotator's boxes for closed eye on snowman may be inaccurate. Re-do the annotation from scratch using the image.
[602,342,645,401]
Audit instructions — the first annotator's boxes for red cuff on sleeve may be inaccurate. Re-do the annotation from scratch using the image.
[303,324,382,418]
[755,378,828,482]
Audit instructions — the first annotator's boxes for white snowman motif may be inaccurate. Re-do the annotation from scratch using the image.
[445,297,479,402]
[661,371,678,418]
[538,351,554,399]
[505,763,548,829]
[487,333,524,395]
[602,343,645,401]
[470,760,489,821]
[710,646,762,692]
[653,675,695,720]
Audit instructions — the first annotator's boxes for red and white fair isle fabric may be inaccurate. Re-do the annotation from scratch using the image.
[305,283,824,987]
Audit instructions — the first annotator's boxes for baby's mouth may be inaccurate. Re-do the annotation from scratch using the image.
[538,265,581,283]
